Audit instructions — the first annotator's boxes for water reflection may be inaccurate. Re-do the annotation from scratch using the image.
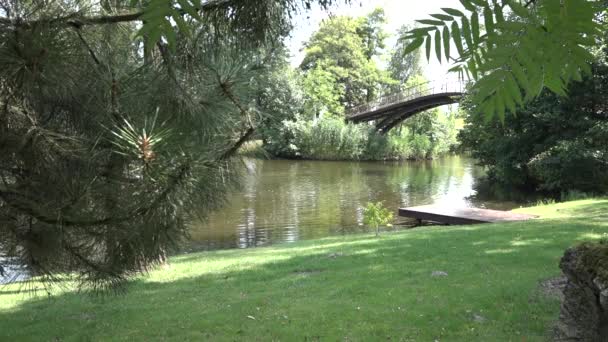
[187,156,520,251]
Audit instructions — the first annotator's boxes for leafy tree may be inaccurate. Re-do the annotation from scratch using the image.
[300,8,395,114]
[388,24,423,92]
[255,46,306,156]
[301,62,344,118]
[404,0,603,120]
[363,202,393,236]
[0,0,342,289]
[458,48,608,194]
[357,7,390,60]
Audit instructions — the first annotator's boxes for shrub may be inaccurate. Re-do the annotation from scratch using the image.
[265,113,457,161]
[528,140,608,193]
[363,202,394,236]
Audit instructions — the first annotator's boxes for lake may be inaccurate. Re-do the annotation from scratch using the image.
[188,156,526,251]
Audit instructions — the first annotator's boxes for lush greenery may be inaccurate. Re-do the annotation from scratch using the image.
[263,111,458,161]
[404,0,603,120]
[459,47,608,195]
[102,0,605,121]
[260,9,459,161]
[362,201,393,236]
[300,8,395,115]
[0,0,345,288]
[2,199,607,340]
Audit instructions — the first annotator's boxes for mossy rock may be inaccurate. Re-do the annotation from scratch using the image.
[554,241,608,341]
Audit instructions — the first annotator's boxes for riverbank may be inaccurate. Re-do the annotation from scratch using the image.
[1,199,607,341]
[189,156,497,250]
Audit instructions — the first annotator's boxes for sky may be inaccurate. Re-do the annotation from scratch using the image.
[287,0,465,81]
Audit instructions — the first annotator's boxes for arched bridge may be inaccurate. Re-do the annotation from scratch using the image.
[346,80,466,134]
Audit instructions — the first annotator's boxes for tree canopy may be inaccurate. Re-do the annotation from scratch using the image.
[403,0,604,120]
[0,0,344,289]
[387,24,423,92]
[299,8,395,116]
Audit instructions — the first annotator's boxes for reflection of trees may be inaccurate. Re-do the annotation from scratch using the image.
[189,156,485,250]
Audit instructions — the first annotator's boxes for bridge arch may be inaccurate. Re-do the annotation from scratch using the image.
[346,80,466,134]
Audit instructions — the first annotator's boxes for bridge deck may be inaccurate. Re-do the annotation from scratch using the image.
[399,205,537,225]
[345,79,466,134]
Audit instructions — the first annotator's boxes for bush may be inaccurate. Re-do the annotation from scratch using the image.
[363,202,394,236]
[528,140,608,193]
[265,112,457,161]
[458,53,608,195]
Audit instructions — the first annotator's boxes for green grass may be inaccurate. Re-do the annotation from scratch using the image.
[2,199,608,341]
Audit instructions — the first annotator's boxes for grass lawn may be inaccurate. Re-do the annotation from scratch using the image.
[1,199,608,341]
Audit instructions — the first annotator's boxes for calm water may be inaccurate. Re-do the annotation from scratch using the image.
[188,156,524,251]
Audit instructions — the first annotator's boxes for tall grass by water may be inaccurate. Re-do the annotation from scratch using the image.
[266,116,457,161]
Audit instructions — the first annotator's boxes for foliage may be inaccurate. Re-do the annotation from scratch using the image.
[266,114,458,161]
[129,0,350,49]
[3,198,608,340]
[253,46,306,150]
[528,140,608,193]
[387,24,423,92]
[362,201,393,236]
[404,0,603,120]
[458,50,608,194]
[300,8,396,116]
[0,0,327,289]
[301,62,344,118]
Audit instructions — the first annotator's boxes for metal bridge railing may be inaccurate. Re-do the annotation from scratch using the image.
[347,79,467,119]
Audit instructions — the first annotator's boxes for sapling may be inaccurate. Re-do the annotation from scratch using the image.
[363,202,394,237]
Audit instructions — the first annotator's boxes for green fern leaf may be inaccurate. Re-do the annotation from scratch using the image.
[443,26,451,61]
[425,34,432,61]
[461,17,474,49]
[460,0,477,12]
[496,93,505,123]
[442,8,465,17]
[431,14,454,21]
[468,58,478,79]
[511,59,530,93]
[417,19,445,26]
[483,6,495,33]
[451,22,465,56]
[435,29,442,63]
[505,73,522,107]
[493,3,505,23]
[471,12,480,44]
[403,37,425,55]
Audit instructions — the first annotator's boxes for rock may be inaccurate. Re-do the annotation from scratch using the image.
[472,314,486,323]
[431,271,448,277]
[327,252,344,258]
[553,242,608,341]
[539,275,568,302]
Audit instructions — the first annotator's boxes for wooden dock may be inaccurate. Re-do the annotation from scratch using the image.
[399,205,537,225]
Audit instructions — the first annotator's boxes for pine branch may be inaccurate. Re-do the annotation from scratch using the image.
[218,126,255,161]
[73,29,101,66]
[0,0,233,29]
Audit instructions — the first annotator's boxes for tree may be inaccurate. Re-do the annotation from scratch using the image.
[300,8,395,115]
[357,7,389,60]
[363,202,393,237]
[388,24,423,92]
[404,0,603,120]
[0,0,344,289]
[301,62,345,118]
[458,46,608,194]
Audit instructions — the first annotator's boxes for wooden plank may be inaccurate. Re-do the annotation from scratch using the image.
[398,205,537,225]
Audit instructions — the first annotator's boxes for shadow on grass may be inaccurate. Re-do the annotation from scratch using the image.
[1,212,607,341]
